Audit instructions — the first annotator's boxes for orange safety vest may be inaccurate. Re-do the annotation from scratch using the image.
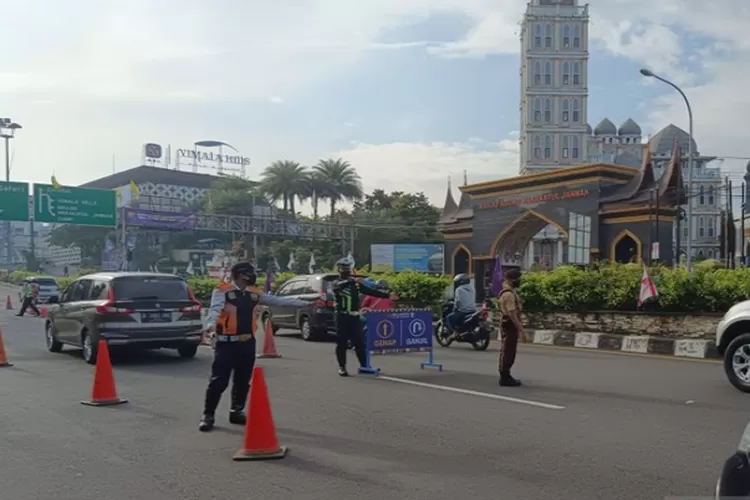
[214,283,262,336]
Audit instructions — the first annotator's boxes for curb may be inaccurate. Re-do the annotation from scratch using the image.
[525,329,720,360]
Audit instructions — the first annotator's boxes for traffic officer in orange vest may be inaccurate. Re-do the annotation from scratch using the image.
[199,261,306,432]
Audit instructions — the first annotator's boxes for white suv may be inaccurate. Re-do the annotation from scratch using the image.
[716,300,750,392]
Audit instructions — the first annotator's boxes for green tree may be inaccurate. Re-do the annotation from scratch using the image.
[203,175,266,216]
[260,160,309,214]
[313,158,363,217]
[303,171,328,219]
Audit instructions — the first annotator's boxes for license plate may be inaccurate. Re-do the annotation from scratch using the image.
[141,312,172,323]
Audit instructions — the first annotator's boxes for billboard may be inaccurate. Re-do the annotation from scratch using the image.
[124,208,198,229]
[370,244,444,273]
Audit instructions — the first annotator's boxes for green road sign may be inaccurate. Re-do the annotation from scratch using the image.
[33,183,116,226]
[0,181,30,222]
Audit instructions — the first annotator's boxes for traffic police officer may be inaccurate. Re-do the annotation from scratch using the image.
[331,257,397,376]
[199,261,306,432]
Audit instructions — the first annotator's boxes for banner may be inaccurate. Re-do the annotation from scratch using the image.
[124,208,198,229]
[370,244,444,273]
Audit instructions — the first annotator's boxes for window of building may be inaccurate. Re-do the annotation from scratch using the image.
[572,99,580,122]
[707,217,715,238]
[562,99,569,122]
[708,249,714,259]
[544,62,552,85]
[545,24,552,48]
[699,186,705,205]
[562,136,570,158]
[562,62,570,84]
[563,25,570,48]
[543,98,551,122]
[568,212,591,265]
[544,135,552,158]
[698,216,705,238]
[572,135,580,158]
[534,24,542,47]
[534,61,542,85]
[573,25,581,48]
[533,98,542,122]
[533,136,541,159]
[708,186,714,205]
[573,62,581,85]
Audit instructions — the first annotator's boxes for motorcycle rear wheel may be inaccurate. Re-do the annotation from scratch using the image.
[471,337,490,351]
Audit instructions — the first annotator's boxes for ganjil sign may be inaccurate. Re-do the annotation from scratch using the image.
[477,189,590,210]
[176,149,250,166]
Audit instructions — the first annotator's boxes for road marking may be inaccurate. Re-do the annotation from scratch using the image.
[377,375,566,410]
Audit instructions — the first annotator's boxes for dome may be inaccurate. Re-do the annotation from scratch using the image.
[648,124,698,155]
[618,118,641,136]
[594,118,617,136]
[586,123,592,134]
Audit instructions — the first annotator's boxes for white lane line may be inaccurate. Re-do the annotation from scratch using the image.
[377,376,566,410]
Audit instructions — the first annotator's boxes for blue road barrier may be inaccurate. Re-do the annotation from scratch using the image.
[359,309,443,375]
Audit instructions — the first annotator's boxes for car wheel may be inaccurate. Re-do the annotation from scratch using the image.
[81,330,98,365]
[45,321,63,353]
[177,344,198,359]
[724,333,750,393]
[300,316,318,342]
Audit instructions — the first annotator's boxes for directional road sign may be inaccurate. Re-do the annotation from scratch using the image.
[33,183,116,226]
[0,181,30,222]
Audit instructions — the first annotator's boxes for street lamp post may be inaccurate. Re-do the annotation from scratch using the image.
[639,68,694,271]
[1,118,23,271]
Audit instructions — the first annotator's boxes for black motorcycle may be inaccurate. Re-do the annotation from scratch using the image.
[434,299,492,351]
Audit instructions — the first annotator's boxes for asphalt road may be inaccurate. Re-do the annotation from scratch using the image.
[1,303,748,500]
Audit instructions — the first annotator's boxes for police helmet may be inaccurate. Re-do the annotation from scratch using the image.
[335,257,352,271]
[231,261,257,282]
[453,273,470,287]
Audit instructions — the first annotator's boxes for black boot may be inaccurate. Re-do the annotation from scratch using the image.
[198,414,215,432]
[338,367,349,377]
[229,408,246,425]
[499,371,521,387]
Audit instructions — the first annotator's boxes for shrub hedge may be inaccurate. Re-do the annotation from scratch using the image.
[3,261,747,313]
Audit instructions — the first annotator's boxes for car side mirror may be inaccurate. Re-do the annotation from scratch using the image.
[47,296,59,304]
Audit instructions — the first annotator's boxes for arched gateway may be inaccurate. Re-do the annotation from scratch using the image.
[438,148,685,299]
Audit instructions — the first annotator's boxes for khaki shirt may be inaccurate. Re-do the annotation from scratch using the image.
[498,282,521,316]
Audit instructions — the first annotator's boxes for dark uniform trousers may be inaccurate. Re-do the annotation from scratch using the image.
[203,338,256,415]
[499,319,519,373]
[335,313,366,368]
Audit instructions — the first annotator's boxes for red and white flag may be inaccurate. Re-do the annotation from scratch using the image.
[637,264,658,307]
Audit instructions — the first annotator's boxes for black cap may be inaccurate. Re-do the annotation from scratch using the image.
[505,268,521,280]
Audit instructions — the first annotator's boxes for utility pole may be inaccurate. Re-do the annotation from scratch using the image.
[1,118,22,271]
[742,182,746,266]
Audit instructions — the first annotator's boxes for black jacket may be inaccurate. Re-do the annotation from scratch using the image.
[331,278,389,314]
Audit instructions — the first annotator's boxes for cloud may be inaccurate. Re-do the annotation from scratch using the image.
[330,136,520,207]
[268,96,284,104]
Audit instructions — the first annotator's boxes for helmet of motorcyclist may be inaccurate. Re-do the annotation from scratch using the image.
[453,273,470,288]
[335,257,353,278]
[375,279,389,291]
[231,261,258,286]
[363,278,376,288]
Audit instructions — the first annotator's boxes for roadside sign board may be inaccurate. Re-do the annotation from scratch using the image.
[0,181,30,222]
[33,183,116,226]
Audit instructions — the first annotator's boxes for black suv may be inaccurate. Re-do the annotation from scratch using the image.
[260,273,338,341]
[45,272,204,364]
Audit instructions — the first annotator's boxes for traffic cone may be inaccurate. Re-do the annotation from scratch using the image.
[233,366,287,461]
[39,306,48,318]
[81,340,128,407]
[5,295,11,310]
[0,329,13,367]
[258,319,281,359]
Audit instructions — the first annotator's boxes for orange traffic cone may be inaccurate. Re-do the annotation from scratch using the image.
[5,295,11,310]
[233,366,287,461]
[39,306,48,318]
[258,319,281,359]
[81,340,128,407]
[0,329,13,367]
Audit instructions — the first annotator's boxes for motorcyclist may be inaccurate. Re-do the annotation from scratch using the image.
[447,273,476,336]
[331,258,397,376]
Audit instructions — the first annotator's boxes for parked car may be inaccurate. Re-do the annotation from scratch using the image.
[44,272,203,364]
[260,273,340,341]
[715,420,750,497]
[19,276,60,304]
[716,300,750,392]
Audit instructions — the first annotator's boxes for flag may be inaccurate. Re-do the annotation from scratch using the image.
[490,255,504,296]
[264,266,275,293]
[186,261,194,275]
[637,264,658,307]
[308,253,316,274]
[287,252,295,271]
[51,175,62,190]
[129,180,141,200]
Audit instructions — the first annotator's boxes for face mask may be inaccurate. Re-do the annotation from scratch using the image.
[339,269,351,278]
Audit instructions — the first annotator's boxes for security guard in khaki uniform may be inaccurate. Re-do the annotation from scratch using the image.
[199,262,306,432]
[498,268,523,387]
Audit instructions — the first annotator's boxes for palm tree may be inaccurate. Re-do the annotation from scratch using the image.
[305,171,329,219]
[260,160,309,213]
[313,158,363,217]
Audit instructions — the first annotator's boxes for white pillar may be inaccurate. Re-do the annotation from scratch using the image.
[557,240,564,266]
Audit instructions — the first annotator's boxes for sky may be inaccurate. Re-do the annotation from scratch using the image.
[2,0,750,212]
